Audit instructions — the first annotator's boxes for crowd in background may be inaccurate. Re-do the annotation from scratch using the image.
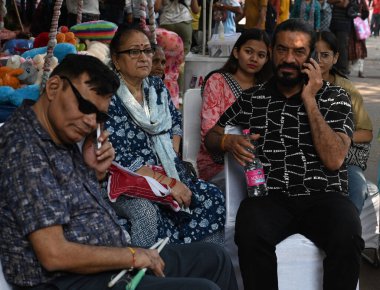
[4,0,380,71]
[2,0,380,105]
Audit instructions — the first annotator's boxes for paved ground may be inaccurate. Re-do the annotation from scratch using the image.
[350,36,380,290]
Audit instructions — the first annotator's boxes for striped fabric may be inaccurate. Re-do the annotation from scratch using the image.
[70,20,118,43]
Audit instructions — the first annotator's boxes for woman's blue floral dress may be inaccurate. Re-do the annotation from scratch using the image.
[105,76,225,246]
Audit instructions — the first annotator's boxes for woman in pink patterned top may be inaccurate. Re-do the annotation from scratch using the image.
[197,29,272,189]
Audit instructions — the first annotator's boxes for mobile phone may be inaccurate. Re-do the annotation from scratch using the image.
[96,124,101,150]
[310,50,319,63]
[302,50,318,85]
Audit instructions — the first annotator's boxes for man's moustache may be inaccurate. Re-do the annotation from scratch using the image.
[277,64,300,71]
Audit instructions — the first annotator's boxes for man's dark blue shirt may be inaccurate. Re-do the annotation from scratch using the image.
[0,103,129,287]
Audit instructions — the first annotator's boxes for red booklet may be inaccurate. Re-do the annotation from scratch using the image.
[107,162,181,212]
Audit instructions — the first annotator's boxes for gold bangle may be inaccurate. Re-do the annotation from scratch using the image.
[127,247,136,271]
[157,174,165,182]
[168,178,177,188]
[220,134,228,151]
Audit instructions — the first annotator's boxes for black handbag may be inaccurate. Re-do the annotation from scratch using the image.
[345,142,371,170]
[347,0,360,18]
[360,0,370,19]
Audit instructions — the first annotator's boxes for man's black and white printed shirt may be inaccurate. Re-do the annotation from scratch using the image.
[218,78,354,196]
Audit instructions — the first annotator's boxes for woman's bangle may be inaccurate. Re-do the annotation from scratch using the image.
[127,247,136,271]
[157,174,165,182]
[220,134,228,151]
[168,178,177,188]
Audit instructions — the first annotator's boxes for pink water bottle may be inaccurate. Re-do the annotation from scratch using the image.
[242,129,268,197]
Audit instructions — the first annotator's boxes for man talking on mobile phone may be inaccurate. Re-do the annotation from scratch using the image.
[205,19,363,290]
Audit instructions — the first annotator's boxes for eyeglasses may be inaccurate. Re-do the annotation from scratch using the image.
[316,52,334,63]
[117,48,155,59]
[60,76,110,123]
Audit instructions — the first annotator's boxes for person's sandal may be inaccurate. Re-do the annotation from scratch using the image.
[358,71,365,78]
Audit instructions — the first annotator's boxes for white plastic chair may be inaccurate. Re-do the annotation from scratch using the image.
[361,181,380,266]
[0,261,11,290]
[0,123,11,289]
[182,88,202,174]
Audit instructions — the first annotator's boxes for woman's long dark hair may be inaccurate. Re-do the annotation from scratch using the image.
[203,28,272,87]
[315,31,347,79]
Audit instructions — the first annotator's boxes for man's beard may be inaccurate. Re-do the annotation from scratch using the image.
[274,63,304,87]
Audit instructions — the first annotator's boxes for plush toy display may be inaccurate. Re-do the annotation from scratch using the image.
[70,20,118,43]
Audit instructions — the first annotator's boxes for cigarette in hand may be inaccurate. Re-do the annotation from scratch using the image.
[96,124,101,150]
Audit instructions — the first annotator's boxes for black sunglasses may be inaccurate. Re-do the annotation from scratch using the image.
[60,76,110,123]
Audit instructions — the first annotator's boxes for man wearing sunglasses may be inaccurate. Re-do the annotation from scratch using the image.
[0,54,238,290]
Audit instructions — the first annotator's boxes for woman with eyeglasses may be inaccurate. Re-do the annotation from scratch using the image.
[316,31,373,213]
[106,26,225,247]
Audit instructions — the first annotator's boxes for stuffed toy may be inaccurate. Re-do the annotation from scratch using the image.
[6,55,25,69]
[78,40,110,64]
[33,54,58,85]
[76,42,86,51]
[0,85,40,106]
[56,31,77,45]
[59,26,70,33]
[33,32,50,48]
[21,43,77,63]
[2,39,34,55]
[0,67,24,89]
[18,59,38,85]
[0,86,14,103]
[70,20,118,43]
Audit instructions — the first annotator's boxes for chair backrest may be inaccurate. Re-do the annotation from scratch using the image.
[182,88,202,172]
[361,181,380,250]
[223,126,245,289]
[0,261,11,290]
[224,125,245,226]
